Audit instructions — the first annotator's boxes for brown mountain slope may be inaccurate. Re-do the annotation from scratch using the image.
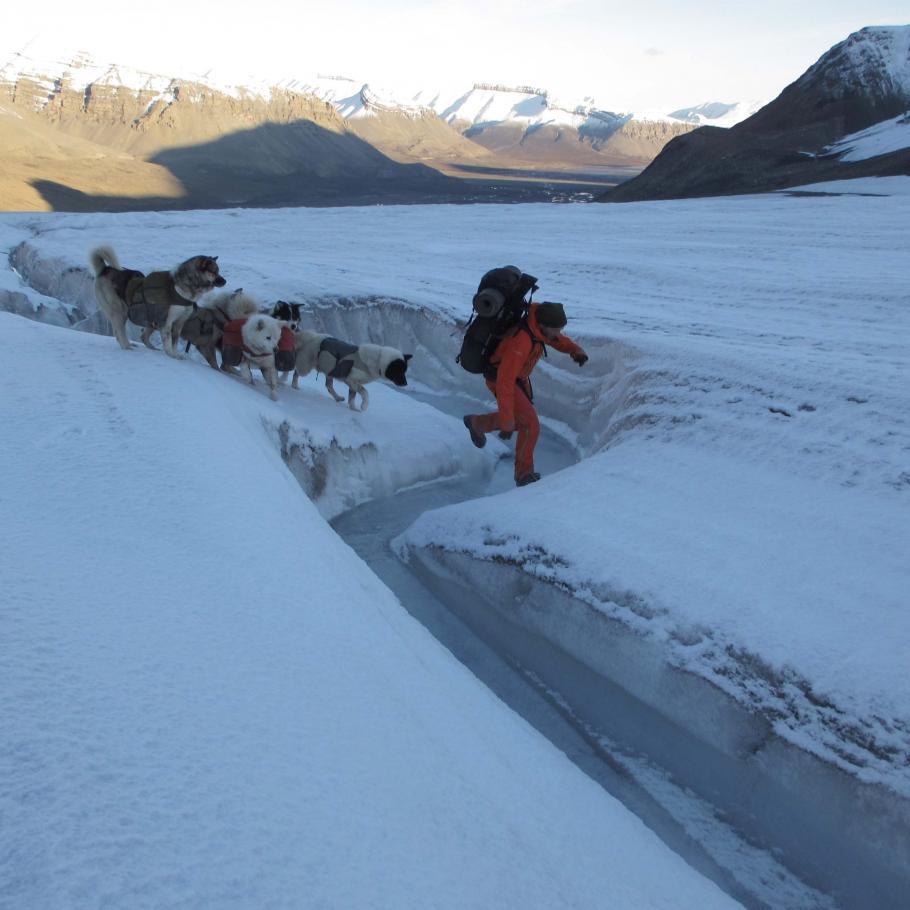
[459,117,693,168]
[0,104,182,209]
[0,74,463,210]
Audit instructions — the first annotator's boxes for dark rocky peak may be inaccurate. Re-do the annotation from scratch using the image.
[747,25,910,136]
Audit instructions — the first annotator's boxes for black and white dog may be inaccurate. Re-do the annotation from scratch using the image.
[270,300,302,330]
[292,329,411,411]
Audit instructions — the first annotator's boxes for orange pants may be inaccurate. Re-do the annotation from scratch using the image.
[474,379,540,481]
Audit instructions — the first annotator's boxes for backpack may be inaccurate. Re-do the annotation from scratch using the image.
[457,266,538,374]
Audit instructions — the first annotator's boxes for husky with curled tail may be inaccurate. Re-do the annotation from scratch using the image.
[89,245,226,358]
[292,329,411,411]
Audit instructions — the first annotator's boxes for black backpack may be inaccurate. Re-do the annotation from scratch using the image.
[457,266,538,374]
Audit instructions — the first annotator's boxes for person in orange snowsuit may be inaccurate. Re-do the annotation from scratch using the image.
[463,302,587,486]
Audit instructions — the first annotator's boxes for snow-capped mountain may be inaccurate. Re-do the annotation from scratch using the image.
[747,24,910,135]
[0,42,766,211]
[809,25,910,102]
[298,79,760,162]
[607,24,910,202]
[667,100,766,127]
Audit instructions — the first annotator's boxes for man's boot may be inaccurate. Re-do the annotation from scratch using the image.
[463,415,486,449]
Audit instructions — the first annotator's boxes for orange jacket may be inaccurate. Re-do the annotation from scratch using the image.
[488,303,584,428]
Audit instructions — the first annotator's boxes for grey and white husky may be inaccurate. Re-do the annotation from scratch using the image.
[89,245,226,358]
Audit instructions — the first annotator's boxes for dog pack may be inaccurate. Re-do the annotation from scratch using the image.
[457,266,538,375]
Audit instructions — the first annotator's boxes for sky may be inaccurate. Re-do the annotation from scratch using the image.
[1,3,908,114]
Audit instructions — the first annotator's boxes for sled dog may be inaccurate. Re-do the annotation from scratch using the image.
[89,245,226,358]
[270,300,302,330]
[171,288,259,370]
[239,315,284,401]
[292,329,411,411]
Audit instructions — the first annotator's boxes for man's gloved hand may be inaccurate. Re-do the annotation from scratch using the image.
[572,351,589,366]
[498,430,514,440]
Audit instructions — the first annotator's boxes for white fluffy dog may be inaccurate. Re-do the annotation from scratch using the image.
[292,329,411,411]
[239,315,283,401]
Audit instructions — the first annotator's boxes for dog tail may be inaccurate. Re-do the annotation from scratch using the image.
[89,245,119,276]
[228,293,260,320]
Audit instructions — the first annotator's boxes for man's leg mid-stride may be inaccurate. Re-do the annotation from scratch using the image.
[467,381,540,484]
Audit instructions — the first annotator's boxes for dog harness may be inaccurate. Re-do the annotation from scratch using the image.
[125,271,196,327]
[181,305,231,340]
[221,318,295,369]
[317,337,367,379]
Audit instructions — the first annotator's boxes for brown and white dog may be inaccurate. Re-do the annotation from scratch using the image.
[89,245,226,358]
[292,329,411,411]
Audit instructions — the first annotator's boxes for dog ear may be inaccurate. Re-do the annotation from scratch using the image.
[404,354,413,361]
[212,256,219,262]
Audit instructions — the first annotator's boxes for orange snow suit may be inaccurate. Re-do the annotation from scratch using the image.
[473,303,584,480]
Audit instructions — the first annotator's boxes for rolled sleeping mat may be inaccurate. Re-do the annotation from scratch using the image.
[473,288,505,318]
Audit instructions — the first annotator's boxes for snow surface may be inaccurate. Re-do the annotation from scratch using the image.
[2,183,910,903]
[0,311,738,908]
[826,112,910,162]
[785,175,910,195]
[666,100,765,127]
[435,86,614,130]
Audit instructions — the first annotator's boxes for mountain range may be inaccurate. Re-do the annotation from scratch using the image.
[0,46,759,211]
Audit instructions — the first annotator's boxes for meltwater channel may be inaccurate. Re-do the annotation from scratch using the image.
[329,393,840,910]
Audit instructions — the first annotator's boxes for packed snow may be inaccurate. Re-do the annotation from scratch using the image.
[2,181,909,906]
[826,112,910,162]
[784,175,910,195]
[0,320,737,907]
[666,100,766,127]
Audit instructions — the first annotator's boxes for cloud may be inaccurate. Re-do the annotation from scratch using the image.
[644,47,665,57]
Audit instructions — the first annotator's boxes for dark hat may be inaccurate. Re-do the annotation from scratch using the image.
[536,302,567,328]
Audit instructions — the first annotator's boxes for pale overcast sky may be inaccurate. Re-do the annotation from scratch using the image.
[3,1,907,110]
